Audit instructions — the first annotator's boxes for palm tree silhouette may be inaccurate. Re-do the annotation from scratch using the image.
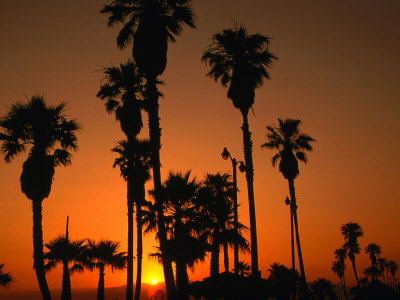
[310,278,337,300]
[112,138,152,300]
[0,264,14,288]
[262,118,315,280]
[101,2,196,297]
[97,60,145,300]
[364,243,382,282]
[340,222,363,286]
[0,96,79,300]
[198,173,249,278]
[85,239,126,300]
[387,260,398,287]
[44,235,86,300]
[267,262,299,299]
[332,247,348,300]
[202,24,276,277]
[235,261,250,277]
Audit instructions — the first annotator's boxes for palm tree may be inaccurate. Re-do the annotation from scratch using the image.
[101,2,196,297]
[340,222,363,286]
[44,235,86,300]
[0,96,80,300]
[199,173,249,278]
[203,24,276,277]
[97,60,145,300]
[310,278,337,300]
[85,239,126,300]
[268,262,299,300]
[262,118,315,280]
[112,138,152,300]
[235,261,250,277]
[0,264,14,288]
[387,260,398,287]
[364,243,382,282]
[333,247,348,300]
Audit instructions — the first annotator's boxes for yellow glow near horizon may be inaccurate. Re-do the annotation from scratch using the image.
[151,279,158,285]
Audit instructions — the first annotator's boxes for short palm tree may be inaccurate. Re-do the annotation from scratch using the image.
[101,2,196,296]
[340,222,363,286]
[387,260,398,287]
[97,60,145,300]
[199,173,249,278]
[112,138,152,300]
[0,264,14,288]
[0,96,80,300]
[262,118,315,280]
[85,239,126,300]
[235,261,250,277]
[310,278,337,300]
[268,263,299,299]
[203,24,276,277]
[44,235,86,300]
[364,243,382,282]
[333,247,348,300]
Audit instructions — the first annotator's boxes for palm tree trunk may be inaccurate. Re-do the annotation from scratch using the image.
[126,176,134,300]
[223,242,229,273]
[232,159,239,275]
[288,178,306,280]
[290,205,295,271]
[176,261,190,300]
[134,183,145,300]
[210,242,220,278]
[350,258,359,286]
[61,260,71,300]
[240,112,259,277]
[146,76,176,299]
[97,265,105,300]
[342,274,348,300]
[32,199,52,300]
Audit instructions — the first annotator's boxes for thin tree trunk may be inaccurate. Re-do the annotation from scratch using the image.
[342,274,348,300]
[288,179,306,280]
[240,112,259,277]
[223,242,229,273]
[290,204,295,271]
[61,260,71,300]
[146,76,176,299]
[32,199,52,300]
[126,176,134,300]
[350,258,359,286]
[210,242,220,278]
[232,159,239,275]
[97,266,105,300]
[134,183,145,300]
[176,261,190,300]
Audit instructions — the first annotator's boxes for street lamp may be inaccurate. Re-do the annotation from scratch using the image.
[221,147,245,275]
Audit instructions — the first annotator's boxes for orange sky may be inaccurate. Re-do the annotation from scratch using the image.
[1,0,400,294]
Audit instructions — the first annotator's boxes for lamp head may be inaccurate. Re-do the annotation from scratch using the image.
[285,197,291,205]
[238,161,246,173]
[221,147,230,160]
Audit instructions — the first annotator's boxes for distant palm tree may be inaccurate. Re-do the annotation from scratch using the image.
[267,262,299,300]
[333,247,348,300]
[387,260,398,287]
[262,118,315,280]
[101,2,196,297]
[85,240,126,300]
[340,222,363,286]
[44,235,86,300]
[112,138,152,300]
[97,60,145,300]
[310,278,337,300]
[0,96,80,300]
[377,257,387,284]
[203,24,276,277]
[199,173,249,278]
[235,261,250,277]
[0,264,14,288]
[364,243,382,282]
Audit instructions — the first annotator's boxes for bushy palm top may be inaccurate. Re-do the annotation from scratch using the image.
[365,243,382,266]
[202,24,276,115]
[85,240,126,272]
[262,118,315,180]
[0,264,14,288]
[341,222,363,259]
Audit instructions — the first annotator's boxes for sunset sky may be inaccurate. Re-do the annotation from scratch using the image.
[1,0,400,294]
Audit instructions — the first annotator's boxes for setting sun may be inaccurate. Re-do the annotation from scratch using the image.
[151,279,158,285]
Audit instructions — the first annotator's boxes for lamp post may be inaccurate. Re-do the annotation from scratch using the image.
[285,197,295,272]
[221,147,245,275]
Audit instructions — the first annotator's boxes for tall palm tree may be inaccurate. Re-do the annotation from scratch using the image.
[112,138,152,300]
[97,60,145,300]
[85,239,126,300]
[198,173,249,278]
[202,24,276,277]
[0,96,80,300]
[364,243,382,282]
[262,118,315,280]
[0,264,14,288]
[101,2,196,297]
[44,235,86,300]
[340,222,363,286]
[333,247,348,300]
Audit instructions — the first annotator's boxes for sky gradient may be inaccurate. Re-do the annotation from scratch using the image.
[1,0,400,294]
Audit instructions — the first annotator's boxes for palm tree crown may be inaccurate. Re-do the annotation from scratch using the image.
[202,23,276,115]
[341,222,363,259]
[262,118,315,180]
[101,0,195,77]
[0,264,14,288]
[365,243,382,267]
